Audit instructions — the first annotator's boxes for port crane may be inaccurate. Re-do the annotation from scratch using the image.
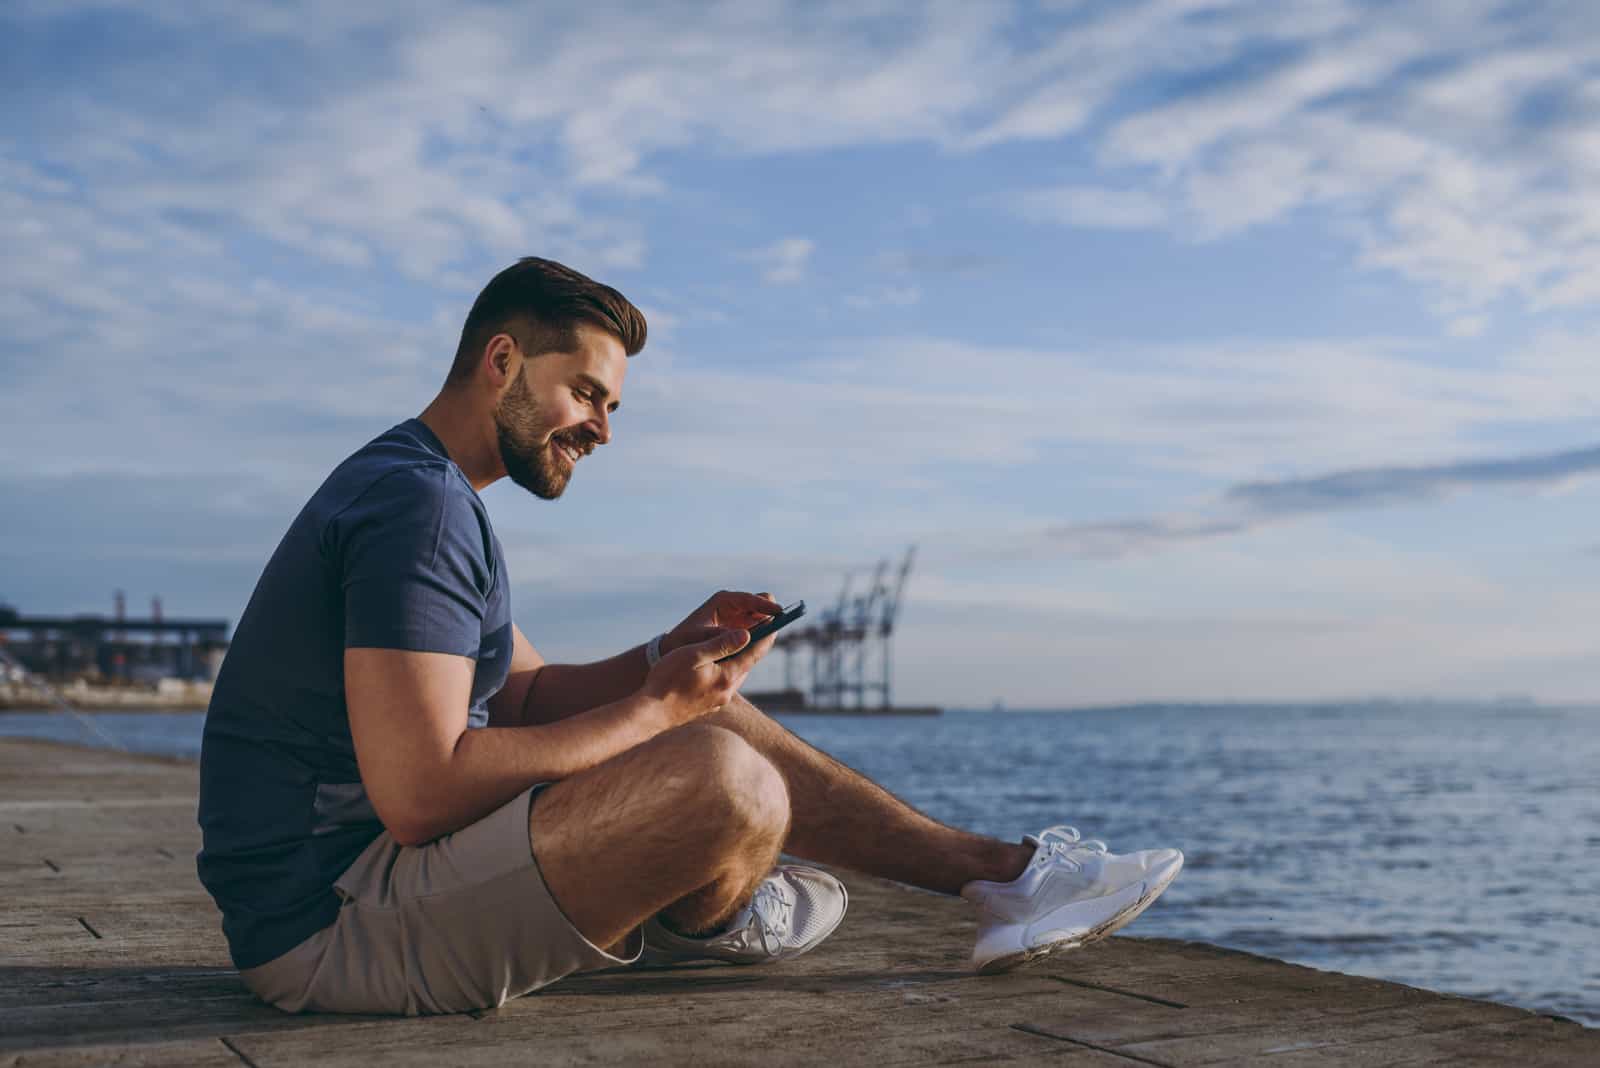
[768,545,917,710]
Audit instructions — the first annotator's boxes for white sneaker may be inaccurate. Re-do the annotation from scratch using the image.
[637,864,848,967]
[961,826,1182,974]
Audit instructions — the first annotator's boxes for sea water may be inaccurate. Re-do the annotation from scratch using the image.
[3,702,1596,1026]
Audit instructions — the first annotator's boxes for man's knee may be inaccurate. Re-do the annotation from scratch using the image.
[709,691,763,727]
[659,722,790,847]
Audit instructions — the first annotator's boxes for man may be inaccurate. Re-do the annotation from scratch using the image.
[197,257,1183,1016]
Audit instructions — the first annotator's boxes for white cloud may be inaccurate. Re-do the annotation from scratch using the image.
[1086,8,1600,314]
[8,1,1599,319]
[7,1,1600,702]
[1447,315,1488,339]
[7,121,1596,519]
[845,284,921,309]
[742,237,816,285]
[1011,185,1167,229]
[1007,441,1600,563]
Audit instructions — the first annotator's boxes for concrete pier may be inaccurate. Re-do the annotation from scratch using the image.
[2,738,1593,1065]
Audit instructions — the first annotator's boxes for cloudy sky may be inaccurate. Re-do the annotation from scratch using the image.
[4,0,1599,706]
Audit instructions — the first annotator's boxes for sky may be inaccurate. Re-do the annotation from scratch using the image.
[3,0,1599,707]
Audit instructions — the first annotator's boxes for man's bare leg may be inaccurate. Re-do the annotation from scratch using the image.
[704,694,1032,895]
[530,722,791,950]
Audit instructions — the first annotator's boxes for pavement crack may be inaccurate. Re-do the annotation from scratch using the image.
[1010,1023,1175,1066]
[220,1036,262,1067]
[42,857,61,872]
[1048,975,1186,1008]
[76,916,103,939]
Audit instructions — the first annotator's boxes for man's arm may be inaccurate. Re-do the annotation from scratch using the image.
[488,592,784,728]
[347,626,762,847]
[485,624,649,729]
[347,647,668,846]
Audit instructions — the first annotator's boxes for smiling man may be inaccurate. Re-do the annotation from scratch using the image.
[196,257,1183,1017]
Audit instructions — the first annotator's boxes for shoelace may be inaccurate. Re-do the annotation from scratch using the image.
[1033,825,1109,872]
[741,877,796,956]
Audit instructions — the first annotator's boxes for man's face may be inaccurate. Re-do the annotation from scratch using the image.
[493,321,626,500]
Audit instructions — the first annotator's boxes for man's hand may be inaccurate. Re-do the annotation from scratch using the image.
[643,624,778,729]
[665,590,783,656]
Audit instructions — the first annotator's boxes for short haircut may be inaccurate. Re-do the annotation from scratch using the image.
[446,257,647,385]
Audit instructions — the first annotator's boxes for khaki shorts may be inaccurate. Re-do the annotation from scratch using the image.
[240,785,643,1016]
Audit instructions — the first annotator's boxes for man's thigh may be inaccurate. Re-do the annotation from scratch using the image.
[531,722,785,951]
[243,785,640,1016]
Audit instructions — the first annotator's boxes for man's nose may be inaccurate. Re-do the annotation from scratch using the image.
[587,409,611,446]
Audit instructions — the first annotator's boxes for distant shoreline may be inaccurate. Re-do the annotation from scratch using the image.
[0,679,212,712]
[3,691,1595,716]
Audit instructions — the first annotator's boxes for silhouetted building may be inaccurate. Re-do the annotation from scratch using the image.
[0,599,229,682]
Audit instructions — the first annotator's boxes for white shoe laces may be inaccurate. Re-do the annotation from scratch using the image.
[1033,825,1108,872]
[742,876,796,956]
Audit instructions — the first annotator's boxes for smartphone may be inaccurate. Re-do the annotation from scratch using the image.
[717,601,806,663]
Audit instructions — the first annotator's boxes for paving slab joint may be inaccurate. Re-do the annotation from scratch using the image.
[1046,975,1187,1009]
[1009,1023,1175,1066]
[219,1036,261,1068]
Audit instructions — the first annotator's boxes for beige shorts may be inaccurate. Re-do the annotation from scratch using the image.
[239,785,643,1016]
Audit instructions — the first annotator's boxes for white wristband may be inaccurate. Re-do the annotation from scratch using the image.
[645,633,665,667]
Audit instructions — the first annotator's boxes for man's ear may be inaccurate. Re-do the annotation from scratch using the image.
[485,334,517,387]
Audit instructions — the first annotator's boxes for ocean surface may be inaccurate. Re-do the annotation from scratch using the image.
[3,702,1596,1027]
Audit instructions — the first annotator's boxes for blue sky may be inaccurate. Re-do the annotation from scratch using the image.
[4,0,1599,706]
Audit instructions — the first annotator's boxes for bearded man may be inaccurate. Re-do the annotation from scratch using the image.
[196,257,1182,1016]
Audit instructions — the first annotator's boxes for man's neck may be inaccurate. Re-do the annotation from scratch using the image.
[418,394,504,492]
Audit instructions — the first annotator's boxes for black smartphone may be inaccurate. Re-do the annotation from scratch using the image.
[717,601,806,663]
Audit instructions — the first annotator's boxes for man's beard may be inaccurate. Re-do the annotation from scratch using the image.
[495,368,578,500]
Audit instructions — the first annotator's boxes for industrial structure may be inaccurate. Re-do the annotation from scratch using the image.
[0,593,229,683]
[2,557,932,713]
[747,546,938,716]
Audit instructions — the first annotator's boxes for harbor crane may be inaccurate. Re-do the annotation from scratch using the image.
[768,545,917,710]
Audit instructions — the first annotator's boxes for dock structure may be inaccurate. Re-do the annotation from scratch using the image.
[757,546,940,715]
[0,597,229,684]
[1,738,1593,1066]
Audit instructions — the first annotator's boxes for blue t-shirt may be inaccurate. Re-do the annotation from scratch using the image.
[197,419,513,970]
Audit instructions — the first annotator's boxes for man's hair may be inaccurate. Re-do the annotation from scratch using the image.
[446,257,647,386]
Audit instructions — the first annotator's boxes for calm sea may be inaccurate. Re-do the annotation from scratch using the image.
[3,703,1595,1027]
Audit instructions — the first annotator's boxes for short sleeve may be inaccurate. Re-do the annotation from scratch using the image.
[335,465,490,656]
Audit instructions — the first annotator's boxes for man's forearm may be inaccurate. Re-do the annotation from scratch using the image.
[386,693,669,846]
[521,644,653,724]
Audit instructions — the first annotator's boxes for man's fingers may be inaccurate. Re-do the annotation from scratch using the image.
[716,589,779,611]
[746,592,783,615]
[700,627,750,663]
[702,591,782,627]
[730,630,778,666]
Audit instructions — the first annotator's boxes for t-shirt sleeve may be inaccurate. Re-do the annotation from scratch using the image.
[334,465,491,656]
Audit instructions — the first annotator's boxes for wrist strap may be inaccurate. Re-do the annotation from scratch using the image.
[645,633,665,667]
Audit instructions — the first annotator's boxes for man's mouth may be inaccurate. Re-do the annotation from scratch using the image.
[554,438,583,467]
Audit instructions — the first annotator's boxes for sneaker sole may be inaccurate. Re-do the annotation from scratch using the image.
[975,852,1184,975]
